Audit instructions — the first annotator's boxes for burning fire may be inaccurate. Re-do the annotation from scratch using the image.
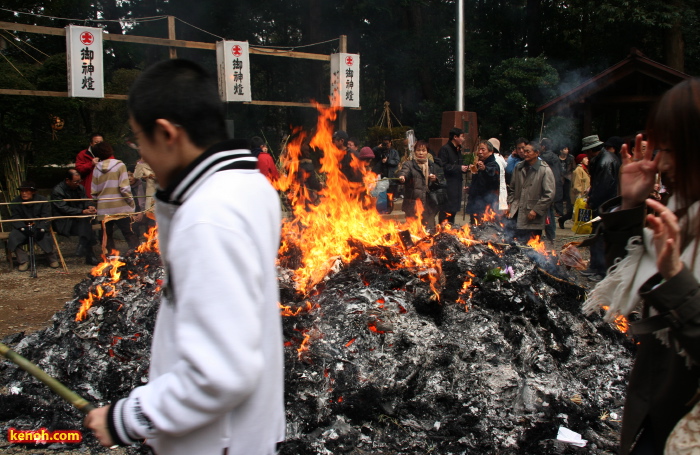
[273,103,489,297]
[526,235,549,256]
[601,306,630,333]
[75,227,160,322]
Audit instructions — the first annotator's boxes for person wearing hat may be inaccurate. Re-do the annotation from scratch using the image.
[582,134,620,281]
[8,181,59,270]
[488,138,508,213]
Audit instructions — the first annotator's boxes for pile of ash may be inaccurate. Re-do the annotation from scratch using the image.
[0,225,633,455]
[0,250,163,453]
[277,229,633,454]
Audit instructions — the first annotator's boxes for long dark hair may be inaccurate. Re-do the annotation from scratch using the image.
[647,78,700,253]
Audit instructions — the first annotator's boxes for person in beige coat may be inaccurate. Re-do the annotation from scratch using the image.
[506,141,555,242]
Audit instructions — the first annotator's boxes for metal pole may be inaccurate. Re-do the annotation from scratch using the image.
[456,0,465,111]
[339,35,348,132]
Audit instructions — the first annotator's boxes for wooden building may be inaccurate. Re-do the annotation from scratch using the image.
[537,49,690,139]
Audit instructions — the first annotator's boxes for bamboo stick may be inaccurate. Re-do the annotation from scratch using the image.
[0,342,95,414]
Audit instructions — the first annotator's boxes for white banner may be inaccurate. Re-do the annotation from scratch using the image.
[330,53,360,108]
[66,25,104,98]
[216,40,252,102]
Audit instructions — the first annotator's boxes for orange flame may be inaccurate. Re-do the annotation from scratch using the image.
[601,306,630,333]
[527,235,548,256]
[273,102,454,295]
[75,227,159,322]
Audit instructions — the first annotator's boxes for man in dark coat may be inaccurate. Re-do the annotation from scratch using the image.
[51,169,99,265]
[8,181,59,270]
[372,136,401,207]
[437,127,467,224]
[582,134,621,281]
[539,138,562,242]
[465,140,500,224]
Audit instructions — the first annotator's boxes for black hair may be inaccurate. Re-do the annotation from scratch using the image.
[250,136,265,149]
[89,132,103,143]
[93,142,114,160]
[348,137,359,146]
[528,141,541,152]
[128,59,228,149]
[65,168,80,180]
[540,138,553,151]
[515,137,529,145]
[448,128,464,140]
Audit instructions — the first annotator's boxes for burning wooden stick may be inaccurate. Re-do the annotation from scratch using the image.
[0,342,95,414]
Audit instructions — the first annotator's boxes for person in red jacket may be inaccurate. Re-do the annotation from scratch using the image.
[75,133,105,198]
[252,136,279,183]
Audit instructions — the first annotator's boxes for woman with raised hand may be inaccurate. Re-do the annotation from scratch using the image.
[584,78,700,455]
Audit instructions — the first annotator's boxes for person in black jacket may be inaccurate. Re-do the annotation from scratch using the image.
[437,127,468,224]
[51,169,99,265]
[582,134,621,281]
[8,181,59,270]
[465,140,500,224]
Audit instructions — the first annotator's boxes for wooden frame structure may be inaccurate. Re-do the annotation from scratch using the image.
[0,19,353,121]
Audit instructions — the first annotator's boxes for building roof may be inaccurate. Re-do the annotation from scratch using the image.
[537,49,689,115]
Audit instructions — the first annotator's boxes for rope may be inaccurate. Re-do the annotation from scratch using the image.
[174,17,224,40]
[0,51,28,80]
[0,30,42,64]
[0,7,168,24]
[0,195,154,206]
[2,31,50,57]
[0,208,153,224]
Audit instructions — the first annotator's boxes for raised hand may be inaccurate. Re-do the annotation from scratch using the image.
[620,134,659,210]
[645,198,683,280]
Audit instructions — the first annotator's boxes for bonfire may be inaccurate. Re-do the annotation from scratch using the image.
[0,103,633,454]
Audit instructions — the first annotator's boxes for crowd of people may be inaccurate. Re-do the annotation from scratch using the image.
[3,57,697,455]
[6,134,159,270]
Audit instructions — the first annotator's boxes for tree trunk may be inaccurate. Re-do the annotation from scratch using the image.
[664,19,684,72]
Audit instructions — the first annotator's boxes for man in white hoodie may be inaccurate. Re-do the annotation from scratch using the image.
[84,59,285,455]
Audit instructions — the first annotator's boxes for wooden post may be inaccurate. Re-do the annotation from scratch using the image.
[168,16,177,59]
[338,35,348,132]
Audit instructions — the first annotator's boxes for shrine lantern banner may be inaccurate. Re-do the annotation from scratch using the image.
[330,53,360,108]
[66,25,104,98]
[216,40,252,102]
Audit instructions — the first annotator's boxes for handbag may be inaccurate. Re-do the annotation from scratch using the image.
[571,197,593,234]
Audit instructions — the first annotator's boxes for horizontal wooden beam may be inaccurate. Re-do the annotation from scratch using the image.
[0,89,364,110]
[0,88,127,99]
[0,21,330,61]
[244,100,328,108]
